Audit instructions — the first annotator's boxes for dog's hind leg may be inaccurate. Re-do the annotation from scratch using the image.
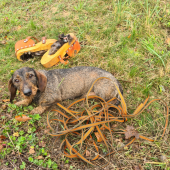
[93,79,121,104]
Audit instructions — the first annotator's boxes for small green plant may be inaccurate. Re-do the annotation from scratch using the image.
[20,161,26,169]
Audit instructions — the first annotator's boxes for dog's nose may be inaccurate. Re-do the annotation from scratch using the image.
[24,88,32,96]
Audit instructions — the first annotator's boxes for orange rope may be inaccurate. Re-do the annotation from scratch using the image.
[47,77,169,167]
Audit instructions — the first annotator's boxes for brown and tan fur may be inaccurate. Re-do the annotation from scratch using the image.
[8,66,123,114]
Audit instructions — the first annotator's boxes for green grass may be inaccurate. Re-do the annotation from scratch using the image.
[0,0,170,169]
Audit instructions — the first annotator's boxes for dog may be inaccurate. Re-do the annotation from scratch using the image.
[8,66,123,114]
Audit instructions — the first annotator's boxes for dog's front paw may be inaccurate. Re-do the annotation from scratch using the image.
[15,100,29,107]
[30,106,47,114]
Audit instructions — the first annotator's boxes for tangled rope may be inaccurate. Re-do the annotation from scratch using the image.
[47,77,169,167]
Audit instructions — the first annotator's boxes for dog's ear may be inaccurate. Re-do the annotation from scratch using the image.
[35,71,47,92]
[8,78,17,102]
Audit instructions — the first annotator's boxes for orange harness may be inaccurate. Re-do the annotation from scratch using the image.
[15,33,81,68]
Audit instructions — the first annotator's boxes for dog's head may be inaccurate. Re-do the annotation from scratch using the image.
[8,67,47,102]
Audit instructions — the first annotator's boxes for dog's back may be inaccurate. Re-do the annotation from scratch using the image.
[39,66,123,105]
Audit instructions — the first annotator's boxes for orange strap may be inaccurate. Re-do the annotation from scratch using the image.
[46,77,169,167]
[24,36,39,43]
[58,56,69,65]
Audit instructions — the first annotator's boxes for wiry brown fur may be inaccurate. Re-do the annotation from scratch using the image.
[18,83,38,106]
[8,66,123,114]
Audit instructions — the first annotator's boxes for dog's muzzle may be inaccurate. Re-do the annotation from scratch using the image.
[23,87,32,96]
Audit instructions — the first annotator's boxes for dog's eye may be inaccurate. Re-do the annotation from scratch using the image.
[14,79,19,83]
[29,74,33,78]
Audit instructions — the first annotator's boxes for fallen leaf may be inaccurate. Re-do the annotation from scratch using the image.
[115,138,122,143]
[29,147,35,154]
[1,104,7,110]
[86,150,91,157]
[88,138,93,144]
[0,135,6,140]
[128,34,131,38]
[165,37,170,45]
[39,141,46,147]
[15,115,32,122]
[6,113,12,118]
[117,142,125,150]
[159,154,167,162]
[94,132,102,142]
[17,25,21,30]
[127,90,131,94]
[133,165,143,170]
[0,136,6,152]
[36,156,43,159]
[125,125,139,139]
[13,132,19,137]
[0,144,3,152]
[0,40,6,45]
[11,150,16,155]
[2,99,10,102]
[44,129,50,134]
[112,124,118,128]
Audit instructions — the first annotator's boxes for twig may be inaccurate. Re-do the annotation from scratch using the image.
[6,132,23,164]
[7,156,17,169]
[145,161,167,164]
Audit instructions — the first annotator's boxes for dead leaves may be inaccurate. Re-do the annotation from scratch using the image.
[2,99,10,103]
[29,147,35,154]
[128,34,131,38]
[36,155,43,159]
[0,142,3,152]
[94,132,102,142]
[94,132,106,142]
[85,150,91,157]
[44,127,50,134]
[13,132,19,137]
[15,115,32,122]
[133,164,143,170]
[125,125,139,139]
[1,104,7,110]
[0,40,7,45]
[39,141,46,147]
[17,25,21,30]
[159,154,167,162]
[165,36,170,45]
[0,135,6,152]
[0,135,6,140]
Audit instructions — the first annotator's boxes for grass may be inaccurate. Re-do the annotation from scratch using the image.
[0,0,170,169]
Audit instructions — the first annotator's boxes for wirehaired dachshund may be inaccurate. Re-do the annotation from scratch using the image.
[8,66,123,114]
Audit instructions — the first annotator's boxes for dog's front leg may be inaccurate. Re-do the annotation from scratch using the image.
[30,105,48,114]
[15,99,32,107]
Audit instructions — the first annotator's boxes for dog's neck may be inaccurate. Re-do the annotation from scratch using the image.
[32,89,41,104]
